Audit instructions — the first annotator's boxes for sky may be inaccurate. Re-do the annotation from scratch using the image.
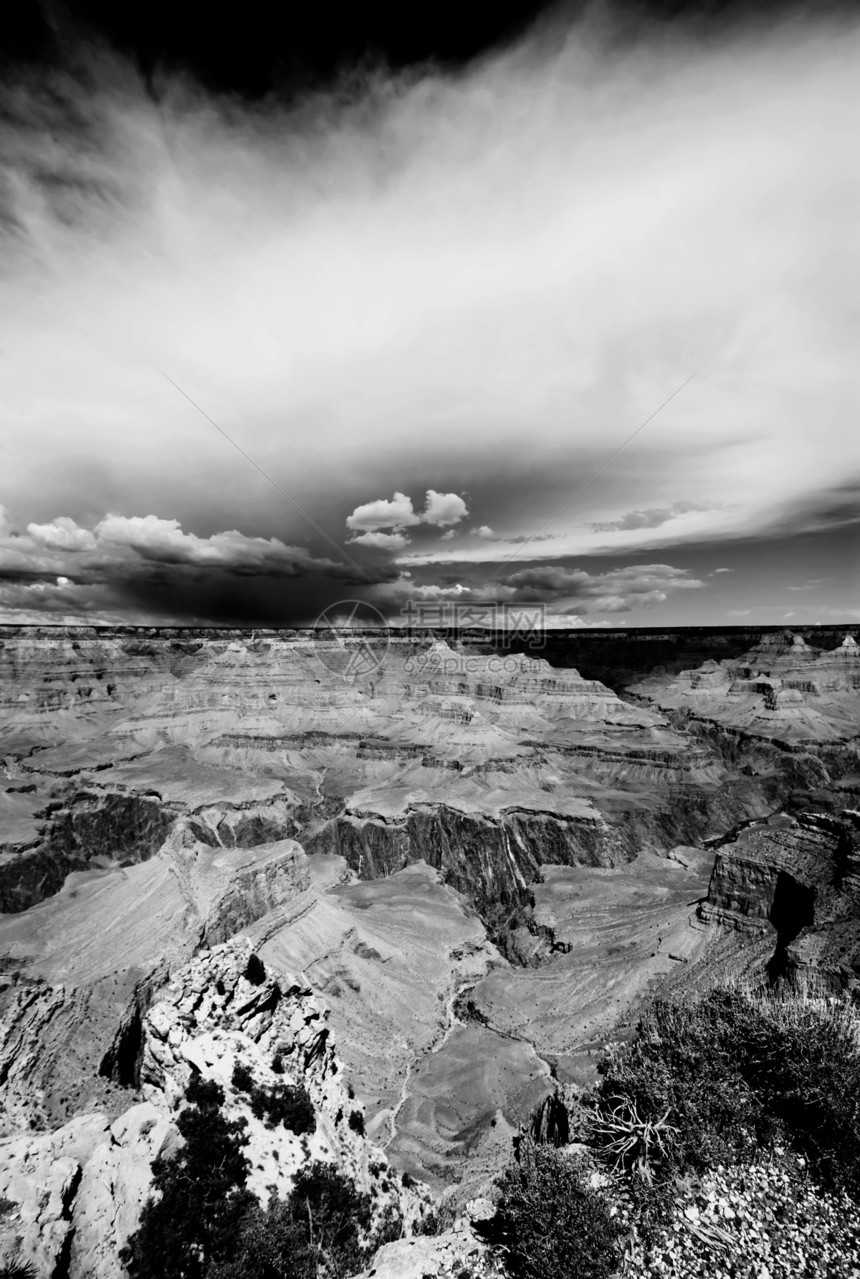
[0,0,858,628]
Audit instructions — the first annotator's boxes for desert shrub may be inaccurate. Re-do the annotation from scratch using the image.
[271,1053,284,1074]
[592,988,860,1197]
[249,1081,316,1135]
[491,1139,621,1279]
[368,1202,403,1249]
[244,954,266,985]
[0,1264,38,1279]
[288,1161,372,1278]
[230,1063,314,1135]
[231,1062,254,1093]
[745,991,860,1194]
[347,1109,365,1135]
[120,1074,254,1278]
[207,1197,310,1279]
[415,1198,457,1237]
[593,992,765,1182]
[209,1165,372,1279]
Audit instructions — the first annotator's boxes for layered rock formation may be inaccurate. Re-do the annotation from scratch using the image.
[0,630,789,924]
[0,834,308,1133]
[699,808,860,992]
[0,624,857,1274]
[631,631,860,745]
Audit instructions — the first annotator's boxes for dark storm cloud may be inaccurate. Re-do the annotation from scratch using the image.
[0,506,391,624]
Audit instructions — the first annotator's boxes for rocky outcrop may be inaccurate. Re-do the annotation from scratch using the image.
[0,938,425,1278]
[69,1103,181,1279]
[0,1112,110,1275]
[356,1228,491,1279]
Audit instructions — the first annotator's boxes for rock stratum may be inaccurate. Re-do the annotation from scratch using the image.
[0,624,857,1274]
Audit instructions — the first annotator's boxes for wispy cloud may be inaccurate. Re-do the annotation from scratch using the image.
[591,502,705,533]
[370,560,703,617]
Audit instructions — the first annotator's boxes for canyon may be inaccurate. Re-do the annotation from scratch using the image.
[0,623,857,1274]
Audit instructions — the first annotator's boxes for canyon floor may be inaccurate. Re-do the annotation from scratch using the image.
[0,624,857,1275]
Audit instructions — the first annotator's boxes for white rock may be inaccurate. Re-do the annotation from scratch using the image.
[69,1103,181,1279]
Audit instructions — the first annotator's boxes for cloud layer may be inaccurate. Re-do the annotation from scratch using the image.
[1,10,859,623]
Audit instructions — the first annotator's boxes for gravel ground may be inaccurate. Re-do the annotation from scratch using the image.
[615,1154,860,1278]
[391,1151,860,1277]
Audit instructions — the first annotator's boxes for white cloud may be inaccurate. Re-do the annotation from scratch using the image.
[93,513,335,573]
[371,571,473,609]
[422,490,468,527]
[345,489,468,548]
[345,492,420,534]
[0,509,345,587]
[0,576,186,626]
[347,530,412,551]
[470,525,495,539]
[26,517,98,552]
[440,529,456,541]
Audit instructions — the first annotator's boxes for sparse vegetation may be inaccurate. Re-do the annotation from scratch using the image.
[231,1061,316,1134]
[209,1162,373,1279]
[123,1074,373,1278]
[117,985,860,1279]
[591,986,860,1198]
[249,1080,316,1135]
